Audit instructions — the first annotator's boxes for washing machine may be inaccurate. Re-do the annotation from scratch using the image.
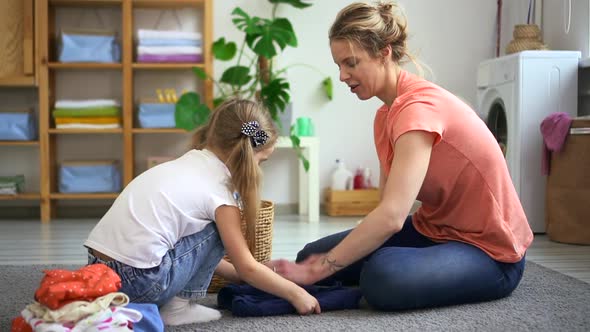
[476,50,580,233]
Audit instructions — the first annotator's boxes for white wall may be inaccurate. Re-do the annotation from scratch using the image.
[213,0,499,204]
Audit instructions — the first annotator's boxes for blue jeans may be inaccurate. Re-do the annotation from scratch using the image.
[296,216,526,311]
[88,222,225,307]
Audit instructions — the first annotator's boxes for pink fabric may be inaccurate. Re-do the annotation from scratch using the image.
[137,54,202,63]
[540,112,573,175]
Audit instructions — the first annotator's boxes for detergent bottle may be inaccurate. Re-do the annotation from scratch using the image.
[331,159,353,190]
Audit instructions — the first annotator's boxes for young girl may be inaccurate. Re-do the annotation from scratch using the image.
[85,98,320,326]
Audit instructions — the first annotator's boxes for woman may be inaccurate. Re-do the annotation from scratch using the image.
[272,1,533,311]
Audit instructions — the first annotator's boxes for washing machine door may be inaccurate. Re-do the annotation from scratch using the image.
[477,85,519,193]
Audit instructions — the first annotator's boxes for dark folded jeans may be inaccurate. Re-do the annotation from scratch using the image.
[217,283,362,317]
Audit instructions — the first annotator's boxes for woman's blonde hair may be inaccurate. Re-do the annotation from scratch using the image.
[192,98,277,243]
[329,1,420,72]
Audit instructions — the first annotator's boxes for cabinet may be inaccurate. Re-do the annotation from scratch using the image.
[35,0,213,222]
[0,0,36,86]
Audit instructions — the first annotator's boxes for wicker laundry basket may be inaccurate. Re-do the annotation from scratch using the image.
[506,24,547,54]
[207,200,274,293]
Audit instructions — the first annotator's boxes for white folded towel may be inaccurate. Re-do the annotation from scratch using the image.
[55,99,120,109]
[137,29,202,40]
[137,46,202,56]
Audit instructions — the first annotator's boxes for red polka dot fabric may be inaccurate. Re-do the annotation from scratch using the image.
[34,263,121,310]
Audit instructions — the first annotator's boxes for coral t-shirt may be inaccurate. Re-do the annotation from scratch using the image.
[374,70,533,263]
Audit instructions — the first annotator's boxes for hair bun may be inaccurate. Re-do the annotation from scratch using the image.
[378,2,393,13]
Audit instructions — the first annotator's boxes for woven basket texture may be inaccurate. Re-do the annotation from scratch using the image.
[207,200,274,293]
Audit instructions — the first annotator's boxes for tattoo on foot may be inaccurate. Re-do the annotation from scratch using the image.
[321,252,344,272]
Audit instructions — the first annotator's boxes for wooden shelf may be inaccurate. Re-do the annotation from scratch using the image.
[132,128,189,134]
[30,0,214,222]
[48,128,123,134]
[0,140,39,146]
[0,76,36,87]
[0,193,41,201]
[132,63,204,70]
[49,0,122,7]
[132,0,204,8]
[47,62,122,70]
[50,192,119,200]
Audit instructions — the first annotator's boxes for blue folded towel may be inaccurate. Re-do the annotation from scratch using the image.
[217,283,362,317]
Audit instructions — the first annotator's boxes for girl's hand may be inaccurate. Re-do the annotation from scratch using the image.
[289,288,321,315]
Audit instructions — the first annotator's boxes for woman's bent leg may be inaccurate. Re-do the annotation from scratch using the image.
[359,241,526,310]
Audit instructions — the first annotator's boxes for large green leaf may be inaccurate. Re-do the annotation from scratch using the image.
[269,0,312,9]
[212,37,237,61]
[220,66,252,86]
[260,77,290,120]
[232,7,263,35]
[242,18,296,58]
[322,77,333,100]
[175,92,211,131]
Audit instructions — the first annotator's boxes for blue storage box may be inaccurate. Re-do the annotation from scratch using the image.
[59,161,121,193]
[138,103,176,128]
[0,110,37,141]
[58,29,120,63]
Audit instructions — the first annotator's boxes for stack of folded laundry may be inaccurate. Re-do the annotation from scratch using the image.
[11,264,164,331]
[52,99,121,129]
[136,29,202,63]
[0,175,25,195]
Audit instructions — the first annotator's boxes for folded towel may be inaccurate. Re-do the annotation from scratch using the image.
[56,123,121,129]
[54,117,121,125]
[137,46,202,55]
[540,112,573,175]
[137,54,202,63]
[55,99,120,109]
[138,38,201,47]
[52,107,120,118]
[217,283,362,317]
[137,29,202,40]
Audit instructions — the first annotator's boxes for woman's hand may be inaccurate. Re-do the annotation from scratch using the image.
[268,256,321,285]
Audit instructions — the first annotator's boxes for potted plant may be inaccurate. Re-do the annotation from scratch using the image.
[175,0,332,171]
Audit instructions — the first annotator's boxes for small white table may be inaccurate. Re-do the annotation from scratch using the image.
[275,136,320,222]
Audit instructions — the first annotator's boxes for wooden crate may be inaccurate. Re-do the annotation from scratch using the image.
[325,189,380,216]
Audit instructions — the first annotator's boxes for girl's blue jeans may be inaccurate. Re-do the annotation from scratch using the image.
[296,216,526,311]
[88,222,225,307]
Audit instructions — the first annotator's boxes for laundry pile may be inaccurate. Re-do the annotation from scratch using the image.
[136,29,202,63]
[52,100,122,130]
[11,264,163,332]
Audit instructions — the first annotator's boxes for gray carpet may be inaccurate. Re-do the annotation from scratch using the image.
[1,262,589,331]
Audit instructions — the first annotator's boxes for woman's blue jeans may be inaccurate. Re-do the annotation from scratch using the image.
[296,216,526,311]
[88,222,225,307]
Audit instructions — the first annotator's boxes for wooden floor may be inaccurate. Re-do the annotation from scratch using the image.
[0,215,589,284]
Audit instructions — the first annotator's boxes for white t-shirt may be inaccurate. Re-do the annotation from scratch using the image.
[84,149,237,268]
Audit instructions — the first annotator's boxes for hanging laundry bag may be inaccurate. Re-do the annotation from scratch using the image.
[59,160,121,193]
[58,28,120,63]
[0,110,37,141]
[137,103,176,128]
